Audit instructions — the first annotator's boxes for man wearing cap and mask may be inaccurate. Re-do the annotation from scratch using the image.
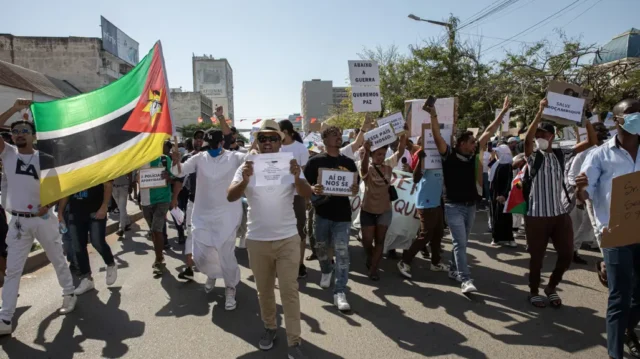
[171,127,245,311]
[227,119,312,359]
[576,99,640,359]
[523,98,597,309]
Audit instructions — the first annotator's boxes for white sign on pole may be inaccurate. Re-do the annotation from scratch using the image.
[364,123,396,151]
[139,168,167,189]
[318,169,357,196]
[348,60,380,86]
[377,112,405,134]
[495,109,511,133]
[543,92,586,124]
[351,86,382,113]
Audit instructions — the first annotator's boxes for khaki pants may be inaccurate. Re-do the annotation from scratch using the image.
[247,235,301,346]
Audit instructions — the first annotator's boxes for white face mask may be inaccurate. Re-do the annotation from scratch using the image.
[535,138,549,151]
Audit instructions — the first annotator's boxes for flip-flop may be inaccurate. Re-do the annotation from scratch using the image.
[596,260,608,288]
[546,292,562,308]
[528,295,547,308]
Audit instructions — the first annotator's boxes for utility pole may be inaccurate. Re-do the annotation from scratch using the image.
[408,14,457,81]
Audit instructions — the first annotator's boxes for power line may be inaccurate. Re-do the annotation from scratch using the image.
[559,0,603,30]
[460,0,505,26]
[482,0,584,54]
[463,0,538,31]
[458,32,538,44]
[459,0,524,30]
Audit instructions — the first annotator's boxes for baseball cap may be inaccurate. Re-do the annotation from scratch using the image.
[507,137,519,143]
[537,122,556,134]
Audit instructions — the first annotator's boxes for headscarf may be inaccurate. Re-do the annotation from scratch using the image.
[489,145,514,182]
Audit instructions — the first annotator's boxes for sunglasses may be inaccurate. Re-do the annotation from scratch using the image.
[11,128,32,135]
[258,135,281,143]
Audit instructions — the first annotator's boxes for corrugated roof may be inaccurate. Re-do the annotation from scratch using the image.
[0,60,82,98]
[594,28,640,65]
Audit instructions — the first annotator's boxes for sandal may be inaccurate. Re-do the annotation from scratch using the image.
[546,292,562,308]
[528,295,547,308]
[596,260,608,288]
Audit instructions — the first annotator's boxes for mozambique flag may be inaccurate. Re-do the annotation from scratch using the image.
[31,41,173,204]
[504,165,527,214]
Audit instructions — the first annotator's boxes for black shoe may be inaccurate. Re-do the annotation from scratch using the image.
[421,248,430,259]
[573,251,588,265]
[386,250,398,259]
[125,224,132,231]
[178,267,194,280]
[116,230,124,237]
[298,264,307,279]
[305,253,318,261]
[626,332,640,358]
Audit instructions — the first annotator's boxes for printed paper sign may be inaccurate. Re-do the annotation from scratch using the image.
[543,92,586,124]
[377,112,405,134]
[139,168,167,189]
[423,149,443,169]
[423,128,452,149]
[495,109,511,133]
[250,152,294,187]
[364,123,396,151]
[406,98,456,137]
[318,169,357,197]
[348,60,380,86]
[351,86,382,113]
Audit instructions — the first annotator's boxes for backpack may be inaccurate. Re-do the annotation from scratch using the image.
[522,149,572,212]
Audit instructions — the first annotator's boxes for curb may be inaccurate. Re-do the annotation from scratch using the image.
[22,211,145,275]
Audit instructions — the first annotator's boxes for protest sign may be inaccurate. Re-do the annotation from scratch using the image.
[303,132,322,153]
[348,60,380,86]
[405,97,456,137]
[423,149,443,169]
[542,80,591,125]
[602,171,640,248]
[495,109,511,133]
[422,123,452,150]
[318,169,356,196]
[308,122,321,132]
[249,152,294,187]
[377,112,406,135]
[350,170,421,251]
[139,167,167,189]
[543,92,586,125]
[351,86,382,113]
[364,123,396,151]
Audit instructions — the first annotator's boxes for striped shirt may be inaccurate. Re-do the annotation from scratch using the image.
[527,151,568,217]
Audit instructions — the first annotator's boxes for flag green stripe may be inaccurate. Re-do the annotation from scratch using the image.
[31,46,155,133]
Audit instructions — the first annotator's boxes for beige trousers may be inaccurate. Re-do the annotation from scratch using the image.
[247,234,301,346]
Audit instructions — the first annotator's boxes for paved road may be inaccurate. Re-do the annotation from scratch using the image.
[0,209,610,358]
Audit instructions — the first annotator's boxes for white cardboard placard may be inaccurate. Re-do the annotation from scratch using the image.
[543,92,586,124]
[377,112,405,134]
[351,86,382,113]
[348,60,380,86]
[364,123,396,151]
[139,167,167,189]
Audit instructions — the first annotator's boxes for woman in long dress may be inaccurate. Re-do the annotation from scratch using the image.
[490,145,516,247]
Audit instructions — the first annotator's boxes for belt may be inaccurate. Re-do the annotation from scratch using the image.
[10,211,37,218]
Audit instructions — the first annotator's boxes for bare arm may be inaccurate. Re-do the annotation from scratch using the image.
[0,99,32,154]
[360,141,371,178]
[426,106,448,155]
[346,115,374,154]
[215,107,232,136]
[525,98,548,157]
[394,133,407,163]
[573,120,596,155]
[413,152,425,183]
[479,96,510,148]
[57,197,69,222]
[227,161,253,202]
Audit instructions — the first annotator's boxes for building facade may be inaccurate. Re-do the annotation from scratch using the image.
[170,91,213,132]
[287,113,303,131]
[301,79,333,131]
[192,55,234,124]
[332,87,349,108]
[0,34,133,93]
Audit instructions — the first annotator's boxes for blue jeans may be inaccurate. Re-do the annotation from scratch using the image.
[314,216,350,294]
[69,213,114,278]
[603,245,640,359]
[445,203,476,282]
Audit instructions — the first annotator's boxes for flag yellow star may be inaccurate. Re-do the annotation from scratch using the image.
[143,90,163,126]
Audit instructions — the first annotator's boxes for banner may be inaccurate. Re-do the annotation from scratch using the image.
[350,170,421,251]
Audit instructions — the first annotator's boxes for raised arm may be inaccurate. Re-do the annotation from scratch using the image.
[525,98,548,157]
[478,96,510,148]
[425,106,448,155]
[573,119,597,155]
[360,140,372,178]
[170,151,197,177]
[0,99,32,154]
[413,150,426,183]
[346,115,374,154]
[394,132,407,163]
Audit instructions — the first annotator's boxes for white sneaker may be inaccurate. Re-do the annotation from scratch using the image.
[461,280,477,294]
[106,265,117,286]
[319,272,332,289]
[204,278,216,293]
[397,261,412,279]
[334,292,351,312]
[448,270,462,282]
[430,263,449,272]
[74,278,95,296]
[0,320,11,336]
[59,294,77,314]
[507,241,518,248]
[225,287,237,311]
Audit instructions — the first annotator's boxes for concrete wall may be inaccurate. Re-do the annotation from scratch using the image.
[0,35,128,92]
[301,80,333,131]
[170,92,213,130]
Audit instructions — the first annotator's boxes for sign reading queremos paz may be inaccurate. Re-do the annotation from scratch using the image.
[351,86,382,113]
[364,123,396,151]
[318,169,357,196]
[139,167,167,189]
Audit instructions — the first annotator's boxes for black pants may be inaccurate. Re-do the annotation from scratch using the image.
[0,207,7,258]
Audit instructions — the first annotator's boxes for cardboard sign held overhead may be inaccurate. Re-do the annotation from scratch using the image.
[422,123,453,149]
[405,97,457,137]
[348,60,380,86]
[351,86,382,113]
[495,109,511,133]
[364,123,396,151]
[542,80,591,126]
[601,171,640,248]
[377,112,406,135]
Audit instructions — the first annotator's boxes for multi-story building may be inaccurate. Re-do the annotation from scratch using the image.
[287,113,303,131]
[192,55,234,124]
[332,87,349,109]
[301,79,333,131]
[170,91,213,132]
[0,34,134,93]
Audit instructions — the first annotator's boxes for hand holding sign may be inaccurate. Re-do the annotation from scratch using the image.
[241,161,254,182]
[364,123,396,151]
[318,169,357,196]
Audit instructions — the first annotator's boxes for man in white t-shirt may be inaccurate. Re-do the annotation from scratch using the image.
[0,120,76,336]
[171,128,245,311]
[227,120,312,359]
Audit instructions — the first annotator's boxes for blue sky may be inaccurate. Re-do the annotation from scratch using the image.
[2,0,638,129]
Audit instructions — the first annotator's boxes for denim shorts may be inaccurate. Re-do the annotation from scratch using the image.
[360,209,393,227]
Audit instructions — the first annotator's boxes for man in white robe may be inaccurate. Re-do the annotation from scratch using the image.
[171,128,245,311]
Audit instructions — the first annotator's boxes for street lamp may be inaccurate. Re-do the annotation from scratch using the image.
[408,14,457,80]
[407,14,452,28]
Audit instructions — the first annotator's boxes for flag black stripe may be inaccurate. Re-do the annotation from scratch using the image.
[37,110,138,170]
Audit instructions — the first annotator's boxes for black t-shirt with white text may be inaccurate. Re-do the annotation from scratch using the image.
[68,184,104,217]
[304,152,358,222]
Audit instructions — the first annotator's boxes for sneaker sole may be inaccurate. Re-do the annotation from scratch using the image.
[225,304,237,311]
[462,287,478,294]
[259,337,275,351]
